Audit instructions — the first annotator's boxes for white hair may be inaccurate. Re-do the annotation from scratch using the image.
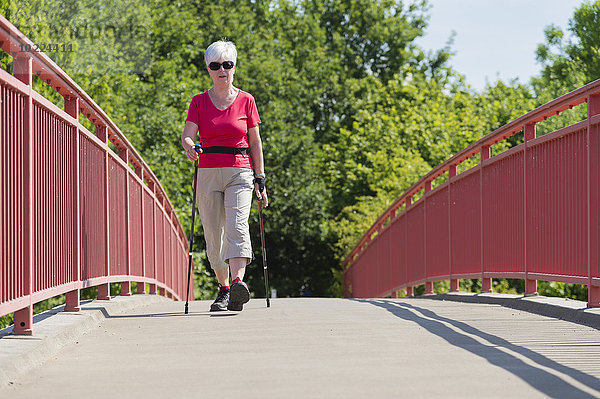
[204,40,237,66]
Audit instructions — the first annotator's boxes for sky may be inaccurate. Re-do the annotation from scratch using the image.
[415,0,585,91]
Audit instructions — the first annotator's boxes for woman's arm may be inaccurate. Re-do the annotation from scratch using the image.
[181,121,201,161]
[248,125,268,207]
[248,125,264,175]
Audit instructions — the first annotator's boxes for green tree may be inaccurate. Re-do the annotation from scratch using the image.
[534,0,600,95]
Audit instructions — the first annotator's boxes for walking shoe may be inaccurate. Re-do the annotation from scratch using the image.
[210,285,230,312]
[228,278,250,311]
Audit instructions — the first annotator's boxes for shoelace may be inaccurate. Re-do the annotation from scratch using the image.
[215,289,229,303]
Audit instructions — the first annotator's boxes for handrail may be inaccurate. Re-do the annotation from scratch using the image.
[343,80,600,306]
[0,14,192,334]
[344,79,600,268]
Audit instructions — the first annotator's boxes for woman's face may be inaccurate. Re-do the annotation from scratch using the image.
[207,57,236,86]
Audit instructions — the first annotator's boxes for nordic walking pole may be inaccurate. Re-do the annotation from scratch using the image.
[185,144,202,314]
[258,195,270,308]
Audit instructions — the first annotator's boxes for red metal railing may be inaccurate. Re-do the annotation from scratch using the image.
[343,79,600,307]
[0,15,193,334]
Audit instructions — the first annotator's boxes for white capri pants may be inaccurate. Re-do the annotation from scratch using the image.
[195,167,254,271]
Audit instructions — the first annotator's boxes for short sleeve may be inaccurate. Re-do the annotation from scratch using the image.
[246,95,261,128]
[185,95,201,126]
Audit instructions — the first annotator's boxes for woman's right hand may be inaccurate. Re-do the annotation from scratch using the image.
[186,144,202,161]
[181,121,200,161]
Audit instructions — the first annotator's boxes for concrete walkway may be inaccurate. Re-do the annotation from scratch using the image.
[1,296,600,398]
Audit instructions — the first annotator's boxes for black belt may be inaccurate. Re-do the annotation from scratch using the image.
[202,146,249,156]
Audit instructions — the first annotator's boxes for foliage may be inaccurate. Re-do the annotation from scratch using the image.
[537,281,588,300]
[0,314,13,330]
[527,2,600,138]
[534,0,600,96]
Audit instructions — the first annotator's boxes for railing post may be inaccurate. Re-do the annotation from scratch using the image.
[97,126,111,300]
[387,208,397,299]
[425,282,433,294]
[524,123,538,296]
[136,166,146,294]
[588,94,600,306]
[405,196,412,297]
[120,148,132,296]
[12,55,33,335]
[149,180,158,295]
[424,180,433,294]
[480,146,492,293]
[376,224,382,297]
[450,279,459,292]
[64,96,81,311]
[98,284,111,300]
[448,164,459,292]
[158,194,166,293]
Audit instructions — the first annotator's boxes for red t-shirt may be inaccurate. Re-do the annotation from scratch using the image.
[185,89,261,168]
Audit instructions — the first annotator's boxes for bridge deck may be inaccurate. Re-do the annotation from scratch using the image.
[1,297,600,398]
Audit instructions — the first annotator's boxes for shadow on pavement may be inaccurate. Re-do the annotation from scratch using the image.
[356,298,600,399]
[80,307,239,319]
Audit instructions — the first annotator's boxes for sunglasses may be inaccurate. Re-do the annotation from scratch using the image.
[208,61,235,71]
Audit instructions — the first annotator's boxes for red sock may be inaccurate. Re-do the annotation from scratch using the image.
[220,285,230,291]
[232,277,241,284]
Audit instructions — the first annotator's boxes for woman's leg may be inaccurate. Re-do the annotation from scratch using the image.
[196,169,232,311]
[214,267,230,287]
[223,168,253,310]
[229,258,246,281]
[223,169,253,267]
[196,169,228,272]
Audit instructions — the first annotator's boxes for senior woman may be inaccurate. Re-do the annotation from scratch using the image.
[181,40,268,312]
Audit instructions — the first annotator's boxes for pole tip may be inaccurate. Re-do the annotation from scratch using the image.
[184,303,189,314]
[266,298,270,308]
